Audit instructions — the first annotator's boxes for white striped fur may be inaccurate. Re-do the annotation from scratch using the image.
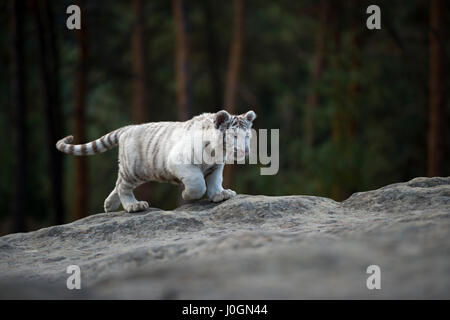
[56,110,256,213]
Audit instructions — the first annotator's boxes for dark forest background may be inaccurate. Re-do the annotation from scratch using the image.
[1,0,449,235]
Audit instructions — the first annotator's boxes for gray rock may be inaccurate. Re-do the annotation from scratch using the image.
[0,177,449,299]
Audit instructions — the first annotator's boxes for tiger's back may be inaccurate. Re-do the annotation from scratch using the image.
[118,121,185,186]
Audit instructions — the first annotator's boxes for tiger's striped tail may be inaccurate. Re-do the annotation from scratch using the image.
[56,127,128,156]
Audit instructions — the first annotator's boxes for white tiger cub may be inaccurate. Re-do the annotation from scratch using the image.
[56,110,256,213]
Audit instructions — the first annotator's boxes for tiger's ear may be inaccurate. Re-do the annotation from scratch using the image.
[214,110,231,129]
[244,110,256,122]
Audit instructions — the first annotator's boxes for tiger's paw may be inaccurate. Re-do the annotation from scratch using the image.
[210,189,236,203]
[124,201,149,213]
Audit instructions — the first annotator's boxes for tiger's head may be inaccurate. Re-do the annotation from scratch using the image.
[213,109,257,161]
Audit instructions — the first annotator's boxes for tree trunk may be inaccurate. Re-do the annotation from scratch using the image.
[32,0,65,225]
[131,0,152,203]
[11,0,28,232]
[305,0,330,147]
[330,1,344,201]
[74,0,89,220]
[173,0,192,121]
[132,0,149,123]
[223,0,245,188]
[428,0,446,177]
[331,0,361,201]
[203,0,222,107]
[224,0,245,111]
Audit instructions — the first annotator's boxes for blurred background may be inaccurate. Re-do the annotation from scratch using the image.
[1,0,448,235]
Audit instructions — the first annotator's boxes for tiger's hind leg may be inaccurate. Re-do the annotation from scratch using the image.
[116,176,149,213]
[104,187,121,212]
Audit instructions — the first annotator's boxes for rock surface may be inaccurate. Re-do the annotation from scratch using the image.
[0,177,449,299]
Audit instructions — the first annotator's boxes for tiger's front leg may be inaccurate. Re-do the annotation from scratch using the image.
[172,164,207,201]
[205,164,236,202]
